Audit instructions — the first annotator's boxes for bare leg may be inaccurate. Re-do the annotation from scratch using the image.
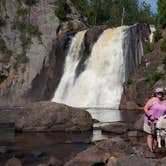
[147,134,154,152]
[152,139,157,150]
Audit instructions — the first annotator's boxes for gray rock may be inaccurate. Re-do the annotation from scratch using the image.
[115,156,158,166]
[101,122,128,134]
[15,101,93,132]
[65,138,133,166]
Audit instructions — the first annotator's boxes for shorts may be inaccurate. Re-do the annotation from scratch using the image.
[143,122,152,134]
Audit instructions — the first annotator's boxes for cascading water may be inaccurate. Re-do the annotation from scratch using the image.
[52,27,129,109]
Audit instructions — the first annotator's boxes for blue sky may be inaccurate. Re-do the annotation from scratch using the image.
[139,0,157,13]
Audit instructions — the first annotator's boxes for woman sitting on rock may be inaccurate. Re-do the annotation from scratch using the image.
[143,87,166,152]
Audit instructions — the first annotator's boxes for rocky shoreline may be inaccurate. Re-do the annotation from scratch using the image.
[0,102,166,166]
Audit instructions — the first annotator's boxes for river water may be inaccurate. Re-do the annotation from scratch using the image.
[0,108,141,165]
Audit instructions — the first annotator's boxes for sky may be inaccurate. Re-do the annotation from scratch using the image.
[139,0,157,13]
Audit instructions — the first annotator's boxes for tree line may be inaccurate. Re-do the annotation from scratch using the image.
[71,0,156,26]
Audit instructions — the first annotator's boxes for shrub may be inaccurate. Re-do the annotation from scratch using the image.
[147,71,165,85]
[16,51,28,63]
[55,0,68,21]
[144,41,154,54]
[162,55,166,66]
[127,76,134,85]
[15,21,41,35]
[20,34,31,49]
[67,21,74,30]
[161,38,166,52]
[16,7,28,16]
[154,28,162,42]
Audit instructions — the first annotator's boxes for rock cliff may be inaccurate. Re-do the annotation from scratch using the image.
[0,0,87,105]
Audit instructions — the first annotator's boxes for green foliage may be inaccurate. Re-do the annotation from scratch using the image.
[0,38,12,62]
[16,7,28,16]
[138,1,156,25]
[154,28,162,42]
[15,21,41,36]
[67,21,74,30]
[162,55,166,66]
[55,0,68,21]
[144,41,154,54]
[16,51,28,63]
[0,38,12,55]
[127,76,134,85]
[69,0,156,26]
[160,38,166,52]
[71,0,90,20]
[20,34,31,50]
[157,0,166,28]
[147,71,165,85]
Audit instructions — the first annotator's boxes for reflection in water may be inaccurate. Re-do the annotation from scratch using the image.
[87,108,141,123]
[0,109,141,165]
[87,109,122,122]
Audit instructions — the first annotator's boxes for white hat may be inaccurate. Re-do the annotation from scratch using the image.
[154,87,164,93]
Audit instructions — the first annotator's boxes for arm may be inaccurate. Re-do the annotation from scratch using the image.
[144,97,156,121]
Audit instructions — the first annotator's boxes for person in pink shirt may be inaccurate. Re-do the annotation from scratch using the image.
[143,87,166,152]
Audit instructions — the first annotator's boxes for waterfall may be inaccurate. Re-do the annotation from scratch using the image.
[52,26,129,109]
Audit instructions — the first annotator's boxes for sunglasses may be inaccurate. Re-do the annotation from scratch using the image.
[157,92,164,96]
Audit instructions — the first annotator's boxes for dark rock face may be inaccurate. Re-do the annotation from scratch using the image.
[15,101,93,132]
[24,33,69,101]
[123,23,150,76]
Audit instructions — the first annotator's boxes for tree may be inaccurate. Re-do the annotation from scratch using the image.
[158,0,166,28]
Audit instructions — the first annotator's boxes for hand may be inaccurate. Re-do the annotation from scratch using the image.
[149,115,155,122]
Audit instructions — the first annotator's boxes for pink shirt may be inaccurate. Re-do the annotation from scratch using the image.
[144,101,166,124]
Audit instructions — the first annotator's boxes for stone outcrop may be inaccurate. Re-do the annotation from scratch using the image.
[65,138,133,166]
[0,0,87,105]
[15,101,93,132]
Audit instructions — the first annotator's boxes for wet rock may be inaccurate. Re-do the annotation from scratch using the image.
[15,101,93,132]
[4,157,22,166]
[107,156,117,166]
[133,114,144,130]
[113,156,158,166]
[47,156,63,166]
[65,137,133,166]
[101,122,128,134]
[127,131,144,137]
[64,147,110,166]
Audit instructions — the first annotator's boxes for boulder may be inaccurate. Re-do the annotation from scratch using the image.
[101,122,128,134]
[15,101,93,132]
[4,157,22,166]
[65,137,133,166]
[108,156,158,166]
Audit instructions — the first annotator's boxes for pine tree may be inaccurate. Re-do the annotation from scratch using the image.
[158,0,166,28]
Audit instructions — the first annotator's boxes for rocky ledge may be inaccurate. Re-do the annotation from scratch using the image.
[0,101,93,132]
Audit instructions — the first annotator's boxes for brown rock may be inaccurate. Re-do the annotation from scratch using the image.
[47,156,62,166]
[65,138,133,166]
[101,122,128,134]
[15,101,93,132]
[4,157,22,166]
